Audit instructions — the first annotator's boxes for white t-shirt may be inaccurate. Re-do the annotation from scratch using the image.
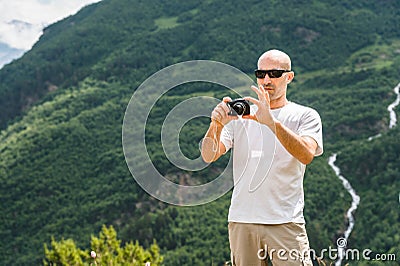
[220,102,323,224]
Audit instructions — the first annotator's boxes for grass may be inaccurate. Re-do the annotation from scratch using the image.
[295,38,400,85]
[346,38,400,70]
[154,16,180,30]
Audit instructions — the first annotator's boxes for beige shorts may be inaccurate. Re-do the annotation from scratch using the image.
[228,222,313,266]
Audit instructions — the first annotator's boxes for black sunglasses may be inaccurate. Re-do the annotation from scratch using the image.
[254,69,292,79]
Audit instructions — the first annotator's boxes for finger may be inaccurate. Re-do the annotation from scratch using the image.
[251,85,267,101]
[214,107,227,118]
[218,105,234,120]
[243,96,259,105]
[252,84,264,93]
[222,97,232,103]
[211,109,220,120]
[259,84,270,103]
[213,104,226,115]
[211,112,225,124]
[218,102,230,113]
[212,108,237,124]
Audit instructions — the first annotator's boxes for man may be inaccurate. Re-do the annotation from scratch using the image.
[201,49,323,265]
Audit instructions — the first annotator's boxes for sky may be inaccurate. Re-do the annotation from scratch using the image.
[0,0,101,67]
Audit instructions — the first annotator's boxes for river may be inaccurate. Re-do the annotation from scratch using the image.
[329,81,400,266]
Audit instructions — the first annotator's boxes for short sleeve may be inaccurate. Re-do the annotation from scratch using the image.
[298,108,323,156]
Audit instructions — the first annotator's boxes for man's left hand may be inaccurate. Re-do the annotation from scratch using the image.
[243,85,276,129]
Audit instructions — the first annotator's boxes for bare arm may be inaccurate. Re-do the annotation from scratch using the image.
[244,85,318,165]
[201,121,227,163]
[272,121,318,164]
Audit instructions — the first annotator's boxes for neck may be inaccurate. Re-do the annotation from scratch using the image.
[270,97,289,109]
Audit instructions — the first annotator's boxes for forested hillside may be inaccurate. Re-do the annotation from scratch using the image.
[0,0,399,265]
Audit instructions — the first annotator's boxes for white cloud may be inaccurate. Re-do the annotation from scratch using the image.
[0,42,25,67]
[0,0,101,50]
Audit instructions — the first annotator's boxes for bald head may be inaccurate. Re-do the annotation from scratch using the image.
[257,49,291,70]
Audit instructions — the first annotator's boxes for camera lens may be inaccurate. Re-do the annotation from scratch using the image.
[227,99,250,116]
[233,102,245,115]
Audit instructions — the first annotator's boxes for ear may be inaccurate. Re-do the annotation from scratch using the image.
[286,72,295,84]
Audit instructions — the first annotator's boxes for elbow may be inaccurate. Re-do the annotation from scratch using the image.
[201,152,217,163]
[203,158,215,164]
[201,155,213,163]
[300,153,315,165]
[301,157,314,165]
[299,139,318,165]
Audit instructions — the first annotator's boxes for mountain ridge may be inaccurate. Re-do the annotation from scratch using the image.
[1,0,399,265]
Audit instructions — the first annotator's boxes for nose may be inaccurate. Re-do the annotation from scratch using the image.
[263,74,272,84]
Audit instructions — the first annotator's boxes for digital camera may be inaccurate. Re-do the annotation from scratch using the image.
[227,99,250,116]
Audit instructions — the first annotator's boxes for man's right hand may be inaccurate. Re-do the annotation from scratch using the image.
[211,97,237,126]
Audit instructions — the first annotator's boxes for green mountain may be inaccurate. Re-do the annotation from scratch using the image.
[1,0,399,265]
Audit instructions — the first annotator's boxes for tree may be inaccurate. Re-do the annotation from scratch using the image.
[44,225,163,266]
